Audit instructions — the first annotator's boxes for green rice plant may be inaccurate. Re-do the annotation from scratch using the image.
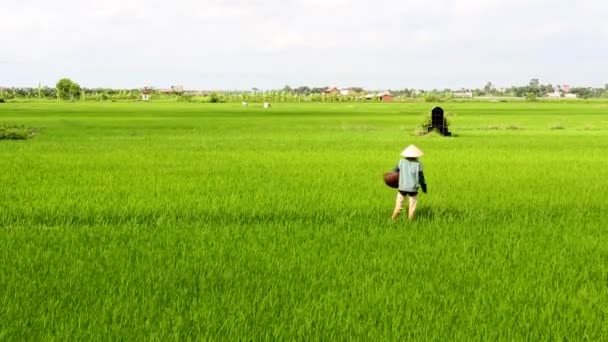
[482,124,500,130]
[0,124,37,140]
[505,124,521,130]
[416,113,450,136]
[0,101,607,340]
[583,124,598,130]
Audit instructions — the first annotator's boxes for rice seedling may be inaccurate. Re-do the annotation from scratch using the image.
[1,101,607,340]
[0,124,37,140]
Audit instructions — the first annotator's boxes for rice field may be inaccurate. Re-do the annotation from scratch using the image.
[1,101,608,340]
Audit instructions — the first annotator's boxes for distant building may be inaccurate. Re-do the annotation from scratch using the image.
[545,92,561,98]
[365,92,393,102]
[142,87,151,101]
[323,87,362,96]
[340,88,356,96]
[378,92,393,102]
[453,91,473,98]
[160,85,185,94]
[562,85,571,93]
[564,93,578,99]
[323,87,340,95]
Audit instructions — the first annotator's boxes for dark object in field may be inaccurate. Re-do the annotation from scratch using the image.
[384,171,399,188]
[0,99,5,103]
[428,107,452,136]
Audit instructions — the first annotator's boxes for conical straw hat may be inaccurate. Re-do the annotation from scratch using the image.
[401,145,424,158]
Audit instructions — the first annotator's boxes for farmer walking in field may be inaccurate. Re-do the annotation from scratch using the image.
[391,145,427,220]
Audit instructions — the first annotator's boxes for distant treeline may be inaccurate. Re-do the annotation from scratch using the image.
[0,87,379,103]
[2,78,607,102]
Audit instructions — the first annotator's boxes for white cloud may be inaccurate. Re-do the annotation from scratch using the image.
[1,0,607,88]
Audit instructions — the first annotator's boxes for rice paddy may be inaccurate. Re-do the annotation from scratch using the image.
[1,101,608,340]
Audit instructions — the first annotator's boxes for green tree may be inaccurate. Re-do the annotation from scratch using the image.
[484,81,494,95]
[570,87,592,99]
[529,78,540,88]
[424,93,440,102]
[69,82,81,100]
[294,86,311,95]
[56,78,81,100]
[525,92,537,102]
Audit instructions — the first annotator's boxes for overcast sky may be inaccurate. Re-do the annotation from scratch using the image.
[1,0,607,90]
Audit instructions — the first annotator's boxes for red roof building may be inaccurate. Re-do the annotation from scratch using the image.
[323,87,340,95]
[378,92,394,102]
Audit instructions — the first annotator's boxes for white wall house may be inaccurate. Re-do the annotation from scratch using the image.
[453,91,473,98]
